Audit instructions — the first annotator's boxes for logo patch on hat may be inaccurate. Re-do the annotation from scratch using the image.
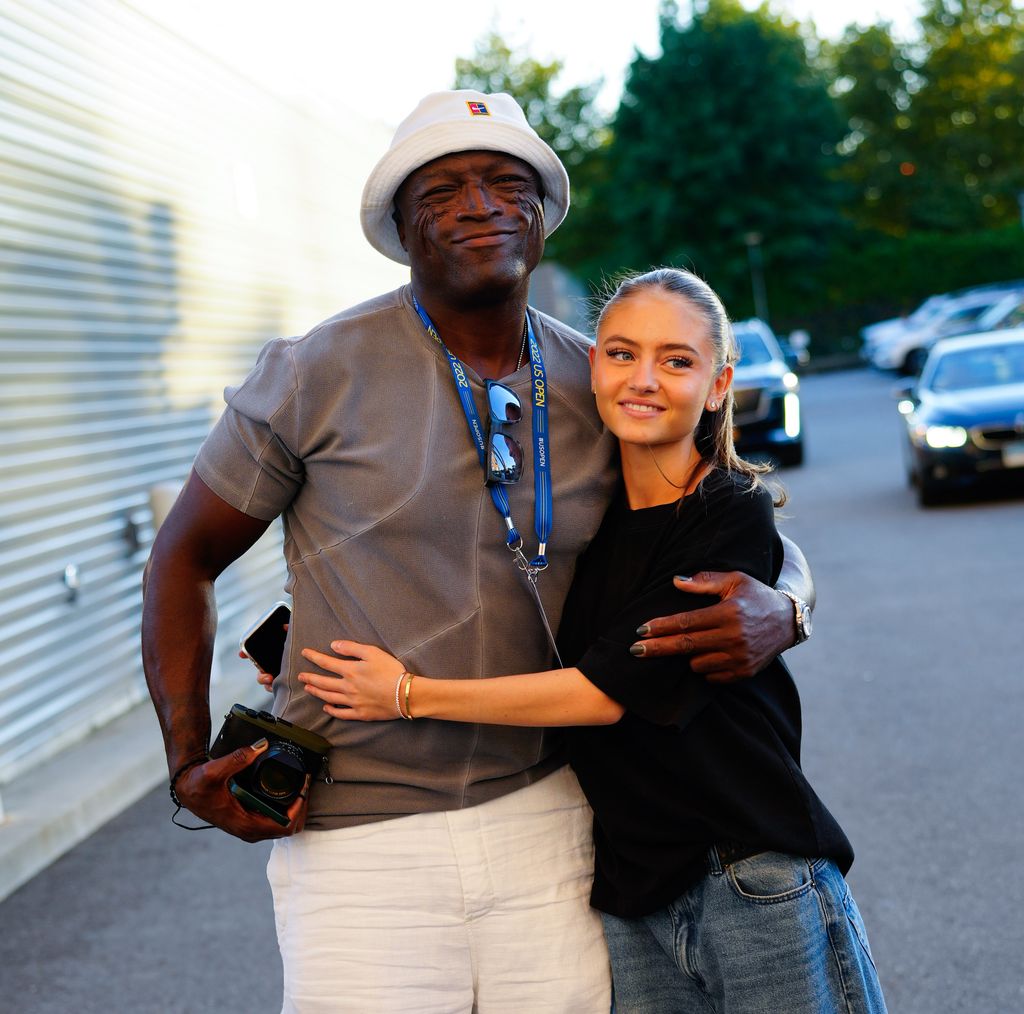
[467,101,490,116]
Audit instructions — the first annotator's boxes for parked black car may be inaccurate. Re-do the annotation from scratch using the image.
[895,329,1024,505]
[730,319,804,467]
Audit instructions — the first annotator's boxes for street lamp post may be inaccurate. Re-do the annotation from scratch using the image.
[743,231,770,324]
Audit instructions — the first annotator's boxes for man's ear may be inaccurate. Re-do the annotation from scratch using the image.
[392,207,408,251]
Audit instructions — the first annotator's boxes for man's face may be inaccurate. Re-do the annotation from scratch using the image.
[393,150,546,306]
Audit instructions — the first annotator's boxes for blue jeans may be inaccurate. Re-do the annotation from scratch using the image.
[601,851,887,1013]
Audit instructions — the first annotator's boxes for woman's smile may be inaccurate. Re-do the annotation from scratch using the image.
[617,399,666,418]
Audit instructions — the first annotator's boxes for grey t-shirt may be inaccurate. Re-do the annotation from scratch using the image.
[195,285,618,829]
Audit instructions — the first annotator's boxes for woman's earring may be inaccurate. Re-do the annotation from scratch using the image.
[708,400,718,411]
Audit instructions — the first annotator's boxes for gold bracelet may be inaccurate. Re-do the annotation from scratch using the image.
[404,672,415,720]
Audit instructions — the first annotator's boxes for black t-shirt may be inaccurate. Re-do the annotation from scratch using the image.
[558,468,854,918]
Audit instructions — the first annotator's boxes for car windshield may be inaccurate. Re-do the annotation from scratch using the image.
[929,344,1024,391]
[732,327,775,366]
[910,295,947,325]
[993,301,1024,330]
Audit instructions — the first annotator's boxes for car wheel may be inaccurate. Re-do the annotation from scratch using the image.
[775,441,804,468]
[901,437,919,487]
[917,473,947,507]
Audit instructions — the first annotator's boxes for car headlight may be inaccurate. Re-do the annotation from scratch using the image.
[783,393,801,438]
[924,425,968,449]
[782,372,799,391]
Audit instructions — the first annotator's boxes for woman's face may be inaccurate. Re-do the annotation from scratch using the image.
[589,288,733,454]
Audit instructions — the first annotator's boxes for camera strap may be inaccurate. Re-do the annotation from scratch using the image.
[169,755,215,830]
[170,806,215,831]
[319,755,333,784]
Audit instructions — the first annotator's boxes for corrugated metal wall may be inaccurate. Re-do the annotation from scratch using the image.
[0,0,405,782]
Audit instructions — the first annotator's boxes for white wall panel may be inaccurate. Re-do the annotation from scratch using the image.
[0,0,406,781]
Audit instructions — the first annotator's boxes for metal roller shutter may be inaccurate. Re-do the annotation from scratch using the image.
[0,0,405,782]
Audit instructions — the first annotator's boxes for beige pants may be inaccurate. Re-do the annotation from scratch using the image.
[267,765,611,1013]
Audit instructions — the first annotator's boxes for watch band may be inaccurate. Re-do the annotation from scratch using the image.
[780,591,812,645]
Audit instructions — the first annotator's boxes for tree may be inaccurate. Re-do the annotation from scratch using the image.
[453,32,609,265]
[829,23,920,234]
[580,0,847,319]
[830,0,1024,234]
[913,0,1024,229]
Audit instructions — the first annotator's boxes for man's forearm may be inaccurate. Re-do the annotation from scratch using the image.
[777,533,815,611]
[141,553,218,774]
[140,471,271,775]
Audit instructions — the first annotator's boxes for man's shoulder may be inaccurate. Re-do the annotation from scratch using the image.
[299,286,410,345]
[267,286,421,381]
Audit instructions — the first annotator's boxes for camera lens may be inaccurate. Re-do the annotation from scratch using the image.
[253,741,306,801]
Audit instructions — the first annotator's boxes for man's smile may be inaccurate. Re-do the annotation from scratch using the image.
[453,229,517,247]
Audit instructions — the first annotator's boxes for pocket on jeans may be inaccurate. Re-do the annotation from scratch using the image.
[726,851,817,904]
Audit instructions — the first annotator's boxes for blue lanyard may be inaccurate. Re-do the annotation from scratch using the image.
[412,295,553,574]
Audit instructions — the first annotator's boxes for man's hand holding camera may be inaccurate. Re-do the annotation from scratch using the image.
[174,740,311,842]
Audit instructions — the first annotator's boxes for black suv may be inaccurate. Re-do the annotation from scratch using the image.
[730,319,804,467]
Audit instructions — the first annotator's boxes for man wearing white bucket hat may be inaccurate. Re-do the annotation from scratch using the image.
[143,89,812,1012]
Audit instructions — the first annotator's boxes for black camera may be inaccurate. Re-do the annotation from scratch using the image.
[210,704,331,826]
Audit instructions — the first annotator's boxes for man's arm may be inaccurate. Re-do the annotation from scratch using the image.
[629,533,814,683]
[776,533,815,609]
[142,470,307,841]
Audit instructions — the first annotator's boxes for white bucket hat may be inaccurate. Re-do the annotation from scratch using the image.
[360,89,570,265]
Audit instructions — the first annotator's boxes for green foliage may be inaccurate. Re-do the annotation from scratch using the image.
[831,0,1024,234]
[575,0,847,321]
[829,24,919,233]
[914,0,1024,227]
[826,225,1024,305]
[777,225,1024,354]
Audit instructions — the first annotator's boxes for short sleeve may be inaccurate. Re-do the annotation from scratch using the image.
[193,338,305,520]
[577,480,783,727]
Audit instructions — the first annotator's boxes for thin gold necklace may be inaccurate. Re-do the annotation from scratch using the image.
[646,444,704,495]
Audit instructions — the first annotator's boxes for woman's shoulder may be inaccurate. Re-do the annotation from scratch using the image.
[695,467,775,515]
[686,467,782,581]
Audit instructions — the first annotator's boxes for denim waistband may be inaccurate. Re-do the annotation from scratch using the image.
[706,842,764,875]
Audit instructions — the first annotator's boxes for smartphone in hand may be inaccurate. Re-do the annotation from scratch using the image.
[239,602,291,678]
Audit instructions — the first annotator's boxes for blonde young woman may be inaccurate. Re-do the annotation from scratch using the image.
[297,268,887,1013]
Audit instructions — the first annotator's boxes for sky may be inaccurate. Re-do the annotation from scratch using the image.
[129,0,925,127]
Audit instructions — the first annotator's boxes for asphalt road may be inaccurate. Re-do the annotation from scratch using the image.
[3,367,1022,1013]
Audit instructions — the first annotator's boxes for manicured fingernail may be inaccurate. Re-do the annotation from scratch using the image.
[629,643,646,657]
[252,737,269,751]
[675,575,692,582]
[636,624,650,636]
